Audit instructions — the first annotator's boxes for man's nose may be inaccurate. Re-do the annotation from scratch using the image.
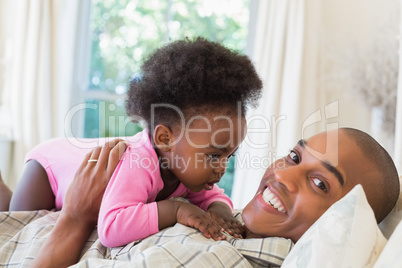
[273,166,299,193]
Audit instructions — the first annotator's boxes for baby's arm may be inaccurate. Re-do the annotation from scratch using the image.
[98,146,226,246]
[157,200,226,240]
[208,201,244,238]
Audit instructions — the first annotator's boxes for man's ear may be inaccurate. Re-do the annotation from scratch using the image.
[153,124,174,152]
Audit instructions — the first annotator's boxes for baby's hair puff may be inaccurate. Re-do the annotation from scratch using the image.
[126,36,263,131]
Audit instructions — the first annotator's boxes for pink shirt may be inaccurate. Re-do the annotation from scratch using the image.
[25,130,233,247]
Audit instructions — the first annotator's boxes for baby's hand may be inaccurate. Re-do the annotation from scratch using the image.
[175,202,226,241]
[208,202,244,239]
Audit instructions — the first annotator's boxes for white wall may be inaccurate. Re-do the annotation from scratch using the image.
[317,0,398,152]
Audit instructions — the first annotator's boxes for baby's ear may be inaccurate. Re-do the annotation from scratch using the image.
[153,124,173,152]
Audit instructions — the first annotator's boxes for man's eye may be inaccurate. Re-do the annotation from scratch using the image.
[312,178,327,192]
[289,151,300,163]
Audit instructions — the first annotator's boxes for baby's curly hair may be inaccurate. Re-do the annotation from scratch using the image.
[126,37,263,131]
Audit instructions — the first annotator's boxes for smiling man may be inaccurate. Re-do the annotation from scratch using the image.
[241,127,400,242]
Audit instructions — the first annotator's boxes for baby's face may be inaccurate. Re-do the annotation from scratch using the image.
[242,129,374,242]
[165,112,247,192]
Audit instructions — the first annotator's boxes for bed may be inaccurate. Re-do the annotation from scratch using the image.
[1,184,401,267]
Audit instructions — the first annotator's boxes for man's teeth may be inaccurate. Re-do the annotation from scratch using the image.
[262,188,286,214]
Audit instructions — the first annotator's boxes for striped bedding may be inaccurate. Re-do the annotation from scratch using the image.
[0,210,293,267]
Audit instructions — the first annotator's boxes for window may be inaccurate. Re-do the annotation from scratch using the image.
[80,0,250,196]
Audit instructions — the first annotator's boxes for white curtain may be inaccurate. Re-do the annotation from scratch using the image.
[394,0,402,174]
[232,0,321,208]
[1,0,83,189]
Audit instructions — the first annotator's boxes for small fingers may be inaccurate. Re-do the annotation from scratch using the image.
[226,225,243,238]
[208,226,226,241]
[195,219,225,241]
[219,219,244,238]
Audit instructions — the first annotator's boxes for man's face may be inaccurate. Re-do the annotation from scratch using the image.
[242,129,373,242]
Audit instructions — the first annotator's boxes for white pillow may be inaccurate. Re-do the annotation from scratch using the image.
[378,176,402,239]
[374,219,402,267]
[282,184,386,268]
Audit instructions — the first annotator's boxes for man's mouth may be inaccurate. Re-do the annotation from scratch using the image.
[262,187,287,214]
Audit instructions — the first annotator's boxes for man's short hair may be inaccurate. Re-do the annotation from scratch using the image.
[342,128,400,222]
